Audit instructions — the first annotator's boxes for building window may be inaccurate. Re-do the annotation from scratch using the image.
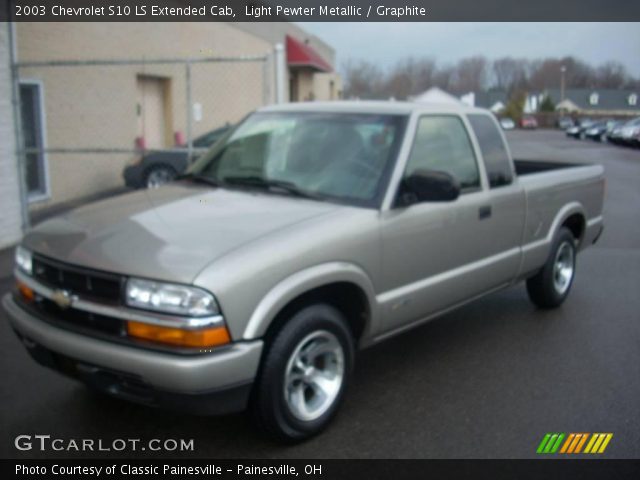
[19,81,49,202]
[589,92,599,106]
[629,93,638,106]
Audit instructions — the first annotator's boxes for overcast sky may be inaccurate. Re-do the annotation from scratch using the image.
[300,23,640,77]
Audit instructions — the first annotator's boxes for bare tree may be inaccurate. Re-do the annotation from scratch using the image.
[413,58,439,93]
[530,57,596,90]
[342,54,639,101]
[342,59,384,99]
[451,56,488,93]
[492,57,530,93]
[596,61,629,89]
[433,64,455,92]
[385,58,418,99]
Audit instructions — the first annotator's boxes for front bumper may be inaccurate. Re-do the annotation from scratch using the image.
[123,164,144,189]
[3,293,263,414]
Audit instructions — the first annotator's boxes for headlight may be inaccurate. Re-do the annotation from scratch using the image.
[15,246,32,275]
[125,278,219,317]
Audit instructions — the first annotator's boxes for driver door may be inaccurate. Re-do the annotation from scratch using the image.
[378,115,512,332]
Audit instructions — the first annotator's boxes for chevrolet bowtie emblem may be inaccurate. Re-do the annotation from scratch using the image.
[51,289,73,309]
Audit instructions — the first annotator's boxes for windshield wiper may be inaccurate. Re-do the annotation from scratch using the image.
[222,176,320,200]
[176,173,220,188]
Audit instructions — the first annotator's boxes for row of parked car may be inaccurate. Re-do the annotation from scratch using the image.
[559,116,640,147]
[498,116,538,130]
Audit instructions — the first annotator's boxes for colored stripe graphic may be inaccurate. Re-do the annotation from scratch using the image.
[567,433,583,453]
[550,433,565,453]
[584,433,613,454]
[560,433,575,453]
[598,434,613,453]
[537,434,552,453]
[540,433,613,454]
[536,433,565,454]
[574,433,588,453]
[584,434,599,453]
[544,434,559,453]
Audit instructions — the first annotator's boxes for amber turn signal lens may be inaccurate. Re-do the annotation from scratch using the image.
[126,321,231,348]
[17,281,35,302]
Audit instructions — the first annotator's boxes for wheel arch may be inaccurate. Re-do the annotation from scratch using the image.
[548,202,587,247]
[561,212,586,245]
[242,263,378,346]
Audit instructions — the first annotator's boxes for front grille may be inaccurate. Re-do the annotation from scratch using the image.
[32,254,123,303]
[35,297,125,336]
[25,255,125,339]
[18,255,207,355]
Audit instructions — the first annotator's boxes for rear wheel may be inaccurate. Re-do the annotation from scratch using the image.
[145,165,176,189]
[251,304,354,442]
[526,227,577,309]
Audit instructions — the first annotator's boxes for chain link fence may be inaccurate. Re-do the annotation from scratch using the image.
[14,54,273,218]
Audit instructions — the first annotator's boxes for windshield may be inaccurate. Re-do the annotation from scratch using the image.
[188,112,407,208]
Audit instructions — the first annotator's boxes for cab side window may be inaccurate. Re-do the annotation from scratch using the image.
[405,116,480,191]
[467,114,513,188]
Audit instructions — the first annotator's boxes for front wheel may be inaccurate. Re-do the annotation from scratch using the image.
[526,227,577,309]
[251,304,354,442]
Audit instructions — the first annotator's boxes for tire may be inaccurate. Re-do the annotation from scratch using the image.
[145,165,176,189]
[251,304,354,443]
[526,227,577,309]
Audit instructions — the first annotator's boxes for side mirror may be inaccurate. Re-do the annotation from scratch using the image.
[397,169,460,206]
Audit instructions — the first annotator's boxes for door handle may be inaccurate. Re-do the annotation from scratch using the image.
[478,205,492,220]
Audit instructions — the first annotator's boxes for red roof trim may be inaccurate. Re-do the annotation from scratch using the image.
[286,35,332,73]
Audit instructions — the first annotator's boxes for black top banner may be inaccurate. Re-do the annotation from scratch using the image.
[3,0,640,21]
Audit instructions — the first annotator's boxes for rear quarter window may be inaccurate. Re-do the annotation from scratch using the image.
[467,114,513,188]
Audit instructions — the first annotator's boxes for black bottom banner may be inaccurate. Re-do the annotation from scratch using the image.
[4,459,640,480]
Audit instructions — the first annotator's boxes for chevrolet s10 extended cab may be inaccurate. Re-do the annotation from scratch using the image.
[4,102,605,441]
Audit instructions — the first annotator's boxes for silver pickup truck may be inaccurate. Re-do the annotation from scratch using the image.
[4,102,604,442]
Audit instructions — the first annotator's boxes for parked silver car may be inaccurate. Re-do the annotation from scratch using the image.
[4,102,605,441]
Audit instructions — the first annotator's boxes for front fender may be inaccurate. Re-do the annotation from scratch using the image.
[241,262,378,342]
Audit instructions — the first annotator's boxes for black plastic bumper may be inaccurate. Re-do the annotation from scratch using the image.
[14,329,253,416]
[123,164,144,189]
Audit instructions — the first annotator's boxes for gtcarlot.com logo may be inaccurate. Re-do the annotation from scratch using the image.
[14,435,194,452]
[536,433,613,455]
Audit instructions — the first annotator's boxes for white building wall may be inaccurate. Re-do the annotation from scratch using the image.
[0,23,23,249]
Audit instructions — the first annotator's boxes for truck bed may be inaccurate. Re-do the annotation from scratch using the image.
[514,158,605,277]
[514,159,585,176]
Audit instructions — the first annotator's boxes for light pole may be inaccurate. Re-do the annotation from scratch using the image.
[560,65,566,103]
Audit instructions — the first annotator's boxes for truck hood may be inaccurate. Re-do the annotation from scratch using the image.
[23,184,339,283]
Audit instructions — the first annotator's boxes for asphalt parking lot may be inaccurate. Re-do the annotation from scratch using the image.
[1,130,638,459]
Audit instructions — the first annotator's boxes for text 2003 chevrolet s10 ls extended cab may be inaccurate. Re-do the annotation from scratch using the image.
[4,102,604,441]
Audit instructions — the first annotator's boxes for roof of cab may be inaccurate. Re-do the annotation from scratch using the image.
[258,100,490,116]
